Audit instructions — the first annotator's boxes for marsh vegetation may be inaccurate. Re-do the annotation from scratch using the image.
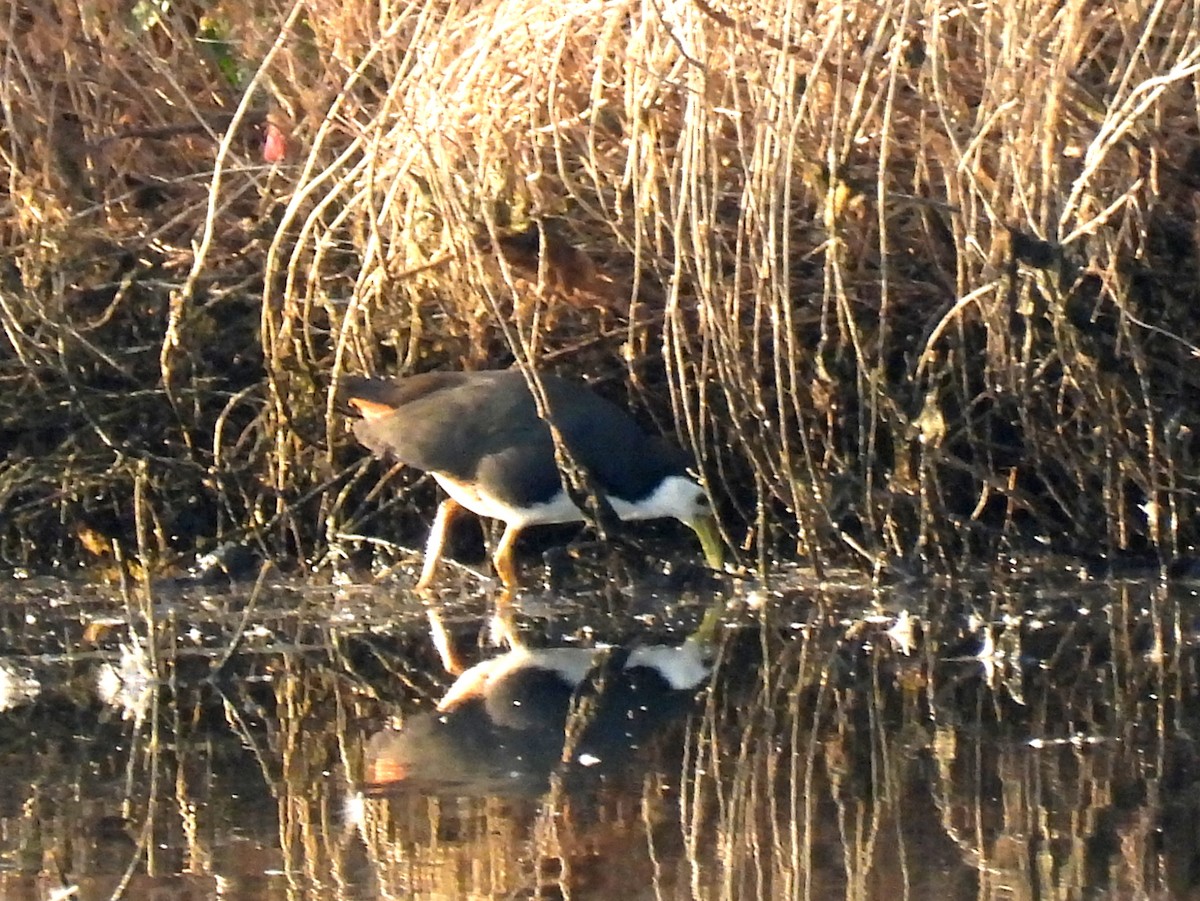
[2,0,1197,576]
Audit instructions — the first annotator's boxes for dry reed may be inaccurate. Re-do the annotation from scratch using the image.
[1,0,1198,573]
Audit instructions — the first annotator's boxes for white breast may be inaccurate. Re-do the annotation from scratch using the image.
[432,473,699,527]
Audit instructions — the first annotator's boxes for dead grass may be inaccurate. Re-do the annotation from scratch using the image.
[1,0,1199,573]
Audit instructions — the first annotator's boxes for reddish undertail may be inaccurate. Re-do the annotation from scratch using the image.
[347,397,396,421]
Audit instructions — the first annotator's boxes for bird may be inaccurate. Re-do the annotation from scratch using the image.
[340,369,724,593]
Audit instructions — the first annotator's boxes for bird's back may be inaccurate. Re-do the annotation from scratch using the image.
[343,370,689,507]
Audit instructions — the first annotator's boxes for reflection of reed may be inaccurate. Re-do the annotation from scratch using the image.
[669,580,1198,900]
[355,774,701,897]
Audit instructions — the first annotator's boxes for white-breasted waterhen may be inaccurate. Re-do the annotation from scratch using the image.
[341,369,724,592]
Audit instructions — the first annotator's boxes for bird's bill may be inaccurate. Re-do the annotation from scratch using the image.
[688,514,725,570]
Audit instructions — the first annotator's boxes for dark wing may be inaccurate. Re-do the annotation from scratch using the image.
[540,375,690,501]
[344,371,556,486]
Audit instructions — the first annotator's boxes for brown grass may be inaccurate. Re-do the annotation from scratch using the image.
[1,0,1199,572]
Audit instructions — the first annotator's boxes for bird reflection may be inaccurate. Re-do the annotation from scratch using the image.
[363,610,714,797]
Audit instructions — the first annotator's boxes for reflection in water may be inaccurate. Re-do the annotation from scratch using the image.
[363,638,710,795]
[0,660,39,712]
[94,642,156,722]
[0,573,1197,898]
[357,625,715,897]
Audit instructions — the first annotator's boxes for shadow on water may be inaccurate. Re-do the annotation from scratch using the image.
[0,563,1199,899]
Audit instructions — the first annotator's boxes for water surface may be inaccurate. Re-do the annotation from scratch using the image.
[0,564,1196,899]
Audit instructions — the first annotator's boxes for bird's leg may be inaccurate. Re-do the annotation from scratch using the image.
[492,522,523,593]
[486,523,523,646]
[487,605,519,649]
[416,497,465,592]
[425,608,465,674]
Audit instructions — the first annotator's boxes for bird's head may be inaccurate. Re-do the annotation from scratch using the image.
[643,475,724,570]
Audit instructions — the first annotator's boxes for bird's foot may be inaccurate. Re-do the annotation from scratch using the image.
[486,604,519,649]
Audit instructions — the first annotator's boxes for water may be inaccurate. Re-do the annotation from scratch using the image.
[0,563,1197,899]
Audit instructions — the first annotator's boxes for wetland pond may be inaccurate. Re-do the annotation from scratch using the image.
[0,562,1198,900]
